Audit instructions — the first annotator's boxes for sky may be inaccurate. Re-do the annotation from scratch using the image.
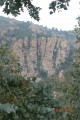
[0,0,80,30]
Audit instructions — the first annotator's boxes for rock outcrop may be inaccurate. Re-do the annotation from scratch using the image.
[12,35,70,77]
[0,16,74,78]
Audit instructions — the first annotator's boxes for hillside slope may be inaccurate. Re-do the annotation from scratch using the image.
[0,16,75,77]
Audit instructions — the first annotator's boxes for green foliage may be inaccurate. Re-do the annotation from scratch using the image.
[4,22,32,40]
[0,0,41,21]
[0,19,32,41]
[0,103,18,113]
[60,45,74,70]
[54,17,80,120]
[0,0,71,20]
[75,16,80,43]
[0,44,21,76]
[0,40,78,120]
[0,44,57,120]
[49,0,70,14]
[0,16,76,45]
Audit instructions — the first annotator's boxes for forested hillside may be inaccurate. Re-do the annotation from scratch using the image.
[0,16,76,44]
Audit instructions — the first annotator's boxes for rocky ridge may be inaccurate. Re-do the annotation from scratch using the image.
[0,16,75,78]
[12,35,70,77]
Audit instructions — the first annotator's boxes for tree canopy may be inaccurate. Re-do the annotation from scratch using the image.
[0,0,70,21]
[0,44,57,120]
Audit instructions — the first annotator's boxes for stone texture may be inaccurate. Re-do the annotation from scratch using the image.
[12,35,70,77]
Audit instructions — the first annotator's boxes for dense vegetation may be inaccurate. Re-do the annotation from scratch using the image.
[0,44,59,120]
[0,16,76,44]
[0,0,70,21]
[0,40,80,119]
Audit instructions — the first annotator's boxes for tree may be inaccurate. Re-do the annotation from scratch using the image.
[75,16,80,43]
[0,0,71,21]
[0,44,22,119]
[0,44,58,120]
[56,17,80,120]
[49,0,70,14]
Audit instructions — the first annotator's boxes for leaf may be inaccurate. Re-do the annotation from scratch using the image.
[0,0,4,6]
[0,103,18,113]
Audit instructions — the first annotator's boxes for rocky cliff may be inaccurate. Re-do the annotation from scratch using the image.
[12,35,70,77]
[0,16,75,78]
